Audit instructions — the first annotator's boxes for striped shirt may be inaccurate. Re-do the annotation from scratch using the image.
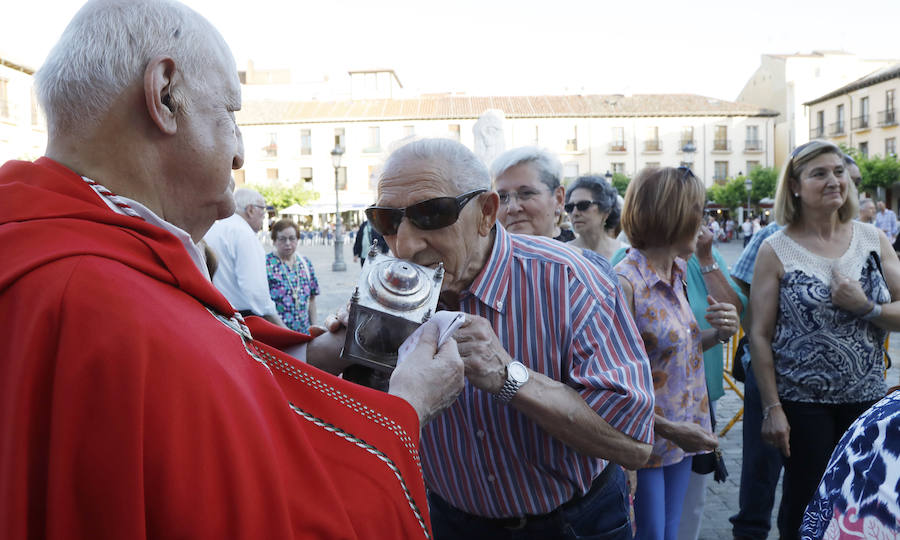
[420,225,655,518]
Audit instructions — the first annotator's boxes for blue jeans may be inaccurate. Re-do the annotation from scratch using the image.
[729,364,783,539]
[428,465,632,540]
[634,457,693,540]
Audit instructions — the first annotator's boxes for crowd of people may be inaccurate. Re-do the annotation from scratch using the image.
[1,1,899,540]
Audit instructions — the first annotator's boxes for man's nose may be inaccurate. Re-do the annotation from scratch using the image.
[391,219,428,260]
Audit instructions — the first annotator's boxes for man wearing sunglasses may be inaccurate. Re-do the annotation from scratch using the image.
[371,138,655,539]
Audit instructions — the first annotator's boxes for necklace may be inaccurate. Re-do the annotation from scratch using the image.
[279,255,304,304]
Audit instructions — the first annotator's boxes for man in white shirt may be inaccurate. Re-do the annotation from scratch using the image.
[205,188,286,327]
[875,201,898,242]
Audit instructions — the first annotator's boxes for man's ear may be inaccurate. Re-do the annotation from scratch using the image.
[144,55,179,135]
[477,192,499,236]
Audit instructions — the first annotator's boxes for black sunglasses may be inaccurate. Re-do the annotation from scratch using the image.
[366,189,487,236]
[677,166,696,181]
[564,200,602,213]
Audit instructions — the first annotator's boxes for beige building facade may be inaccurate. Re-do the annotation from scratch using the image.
[805,63,900,207]
[737,51,895,170]
[0,56,46,164]
[236,93,777,212]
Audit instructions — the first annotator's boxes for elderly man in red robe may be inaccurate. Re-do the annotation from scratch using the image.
[0,1,464,538]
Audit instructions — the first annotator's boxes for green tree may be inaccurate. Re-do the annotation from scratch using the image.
[748,166,778,202]
[707,176,747,211]
[611,173,630,196]
[838,145,900,193]
[246,182,319,211]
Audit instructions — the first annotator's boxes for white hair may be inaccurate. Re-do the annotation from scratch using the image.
[379,138,491,194]
[490,146,563,190]
[233,188,263,213]
[35,0,231,136]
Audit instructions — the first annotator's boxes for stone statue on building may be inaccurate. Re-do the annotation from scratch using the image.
[473,109,506,167]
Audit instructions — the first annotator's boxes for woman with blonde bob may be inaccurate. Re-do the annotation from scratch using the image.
[749,140,900,539]
[615,166,739,540]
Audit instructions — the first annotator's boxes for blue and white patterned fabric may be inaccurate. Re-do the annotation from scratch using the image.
[801,390,900,539]
[766,222,889,404]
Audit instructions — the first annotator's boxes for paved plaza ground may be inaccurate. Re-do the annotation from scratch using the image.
[293,234,899,540]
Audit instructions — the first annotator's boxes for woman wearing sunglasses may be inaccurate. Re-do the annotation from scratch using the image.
[565,174,623,260]
[749,140,900,539]
[614,166,739,540]
[489,146,573,242]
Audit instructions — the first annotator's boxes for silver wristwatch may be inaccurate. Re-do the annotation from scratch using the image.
[496,361,529,403]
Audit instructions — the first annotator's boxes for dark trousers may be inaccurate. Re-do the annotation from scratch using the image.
[729,366,783,539]
[428,465,631,540]
[777,399,877,539]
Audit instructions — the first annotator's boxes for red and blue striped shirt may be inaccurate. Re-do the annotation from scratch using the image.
[420,225,654,517]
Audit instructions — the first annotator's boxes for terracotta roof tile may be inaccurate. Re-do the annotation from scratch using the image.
[236,93,777,125]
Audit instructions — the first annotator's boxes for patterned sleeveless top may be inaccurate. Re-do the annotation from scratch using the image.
[766,221,889,404]
[616,248,710,468]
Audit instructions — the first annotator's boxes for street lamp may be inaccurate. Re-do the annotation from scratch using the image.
[331,143,346,272]
[744,173,753,220]
[605,170,613,182]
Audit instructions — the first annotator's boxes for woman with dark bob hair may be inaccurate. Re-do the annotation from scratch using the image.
[265,218,319,333]
[615,166,740,540]
[749,139,900,539]
[565,174,623,259]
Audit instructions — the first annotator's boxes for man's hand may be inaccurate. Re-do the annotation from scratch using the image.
[831,267,869,314]
[666,421,718,453]
[389,321,465,426]
[454,314,513,394]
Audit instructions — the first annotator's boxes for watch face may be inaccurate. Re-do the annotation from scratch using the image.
[508,362,529,383]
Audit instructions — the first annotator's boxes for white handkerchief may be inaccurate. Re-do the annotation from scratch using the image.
[397,311,466,364]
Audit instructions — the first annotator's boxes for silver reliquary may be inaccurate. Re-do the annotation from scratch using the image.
[341,247,444,374]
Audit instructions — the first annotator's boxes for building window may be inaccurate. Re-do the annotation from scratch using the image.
[533,125,540,146]
[566,126,578,152]
[563,162,579,181]
[713,161,729,182]
[644,127,661,152]
[745,125,761,151]
[813,110,825,138]
[233,169,245,186]
[859,141,869,157]
[680,126,694,147]
[334,128,345,149]
[714,126,729,151]
[403,125,415,138]
[0,78,8,119]
[266,168,279,180]
[365,126,381,152]
[645,162,660,168]
[854,97,870,130]
[746,160,760,172]
[834,104,845,134]
[448,124,460,142]
[368,165,379,190]
[263,133,278,157]
[611,127,626,152]
[300,129,311,155]
[611,162,626,174]
[336,167,347,190]
[300,167,313,184]
[886,138,896,157]
[882,90,896,126]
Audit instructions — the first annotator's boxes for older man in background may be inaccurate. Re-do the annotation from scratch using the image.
[0,1,465,537]
[369,138,655,539]
[859,198,876,224]
[205,187,285,326]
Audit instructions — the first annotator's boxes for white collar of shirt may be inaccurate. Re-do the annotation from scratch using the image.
[82,176,211,280]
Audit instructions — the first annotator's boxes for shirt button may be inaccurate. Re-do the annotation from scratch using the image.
[487,474,495,483]
[496,300,503,310]
[476,430,485,439]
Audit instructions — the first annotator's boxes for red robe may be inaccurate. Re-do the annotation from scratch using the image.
[0,158,431,539]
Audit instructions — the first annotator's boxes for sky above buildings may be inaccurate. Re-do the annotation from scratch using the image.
[3,0,899,102]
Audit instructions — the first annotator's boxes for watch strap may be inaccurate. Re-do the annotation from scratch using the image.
[699,262,719,274]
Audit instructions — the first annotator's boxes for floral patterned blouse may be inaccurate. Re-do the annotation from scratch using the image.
[615,248,710,468]
[266,253,319,333]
